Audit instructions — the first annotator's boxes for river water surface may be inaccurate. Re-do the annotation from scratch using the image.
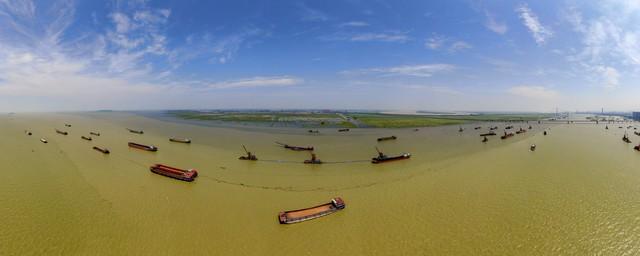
[1,112,639,255]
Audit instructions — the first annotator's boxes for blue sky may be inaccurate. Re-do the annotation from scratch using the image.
[0,0,639,112]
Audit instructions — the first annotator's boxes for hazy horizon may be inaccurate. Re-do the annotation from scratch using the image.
[2,0,640,112]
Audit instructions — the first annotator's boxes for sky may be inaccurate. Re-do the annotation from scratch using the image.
[1,0,640,112]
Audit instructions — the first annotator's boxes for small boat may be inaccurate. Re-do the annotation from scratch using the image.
[128,142,158,151]
[516,127,527,134]
[25,130,32,136]
[480,131,497,136]
[149,164,198,182]
[308,130,319,134]
[338,128,350,132]
[303,153,322,164]
[90,132,100,136]
[458,127,464,132]
[371,147,411,164]
[528,126,533,129]
[543,131,548,136]
[377,136,397,141]
[505,126,514,130]
[276,142,313,151]
[40,138,48,143]
[489,126,498,130]
[56,129,68,135]
[474,126,481,130]
[482,137,488,143]
[65,124,71,127]
[278,198,345,224]
[238,145,258,160]
[623,134,632,143]
[530,144,536,151]
[605,126,608,130]
[634,131,640,136]
[127,128,144,134]
[413,128,419,132]
[169,138,191,143]
[81,136,92,141]
[501,132,514,140]
[93,146,110,154]
[634,144,640,151]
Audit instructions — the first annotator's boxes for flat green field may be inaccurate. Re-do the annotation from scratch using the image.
[169,111,553,128]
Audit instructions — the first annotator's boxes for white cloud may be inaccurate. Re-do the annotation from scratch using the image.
[516,4,552,45]
[485,11,508,34]
[597,66,619,89]
[207,76,302,89]
[339,21,369,27]
[425,34,472,52]
[350,32,409,43]
[508,86,558,100]
[449,41,472,52]
[299,3,328,22]
[342,64,455,77]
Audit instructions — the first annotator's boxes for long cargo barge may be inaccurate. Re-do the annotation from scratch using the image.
[278,197,345,224]
[128,142,157,151]
[149,164,198,182]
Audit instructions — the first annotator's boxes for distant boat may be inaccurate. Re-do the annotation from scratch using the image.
[501,132,514,140]
[474,126,481,130]
[543,131,548,136]
[90,132,100,136]
[149,164,197,182]
[371,147,410,164]
[65,124,71,127]
[238,145,258,160]
[482,137,488,143]
[169,138,191,143]
[505,126,514,130]
[127,128,144,134]
[128,142,157,151]
[303,153,322,164]
[623,134,632,143]
[81,136,92,141]
[458,127,464,132]
[489,126,498,130]
[338,128,350,132]
[634,144,640,151]
[516,127,527,134]
[278,197,345,224]
[308,130,319,134]
[40,138,48,143]
[480,131,497,136]
[377,136,397,142]
[276,142,313,151]
[56,129,68,135]
[25,130,32,136]
[93,146,110,154]
[530,144,536,151]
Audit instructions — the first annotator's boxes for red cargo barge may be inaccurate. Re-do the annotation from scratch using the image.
[149,164,198,182]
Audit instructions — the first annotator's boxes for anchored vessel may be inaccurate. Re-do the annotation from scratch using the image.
[623,134,632,143]
[516,127,527,134]
[25,130,32,136]
[276,142,314,151]
[474,126,482,130]
[149,164,198,182]
[278,197,345,224]
[40,138,48,143]
[480,131,497,136]
[308,130,319,134]
[93,146,110,154]
[239,145,258,160]
[169,138,192,143]
[304,153,322,164]
[128,142,158,151]
[501,132,515,140]
[377,136,397,142]
[90,132,100,136]
[65,124,71,127]
[81,136,92,141]
[338,128,350,132]
[371,147,411,164]
[482,136,488,143]
[56,129,68,135]
[127,128,144,134]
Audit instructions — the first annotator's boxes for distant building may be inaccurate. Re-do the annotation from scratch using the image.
[634,112,640,121]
